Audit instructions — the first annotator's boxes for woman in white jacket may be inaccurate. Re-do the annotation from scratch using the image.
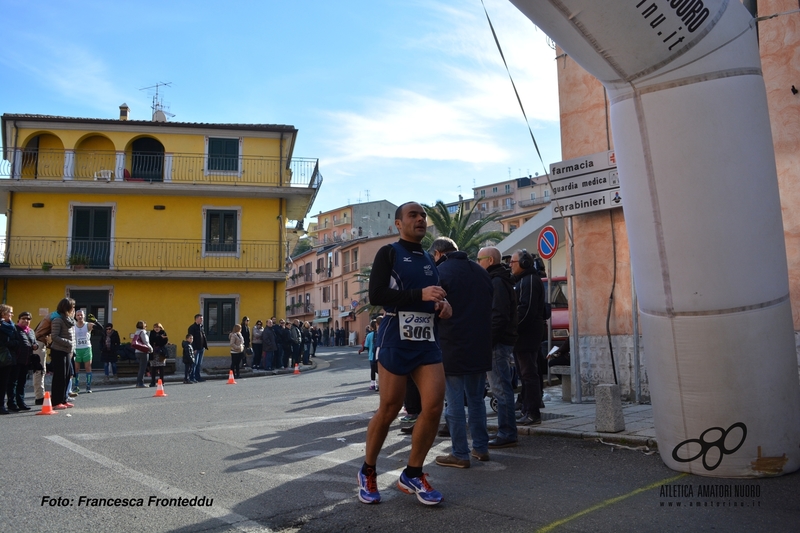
[229,324,245,379]
[133,320,153,388]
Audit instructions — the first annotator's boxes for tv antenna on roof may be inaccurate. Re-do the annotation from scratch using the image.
[139,82,175,122]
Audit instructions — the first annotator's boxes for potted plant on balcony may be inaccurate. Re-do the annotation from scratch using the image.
[68,253,91,270]
[42,262,53,272]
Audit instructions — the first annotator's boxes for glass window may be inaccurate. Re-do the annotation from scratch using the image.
[205,298,235,341]
[206,210,237,252]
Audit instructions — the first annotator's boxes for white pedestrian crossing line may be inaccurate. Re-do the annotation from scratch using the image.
[45,435,274,533]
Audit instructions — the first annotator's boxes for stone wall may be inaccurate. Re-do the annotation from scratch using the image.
[576,334,649,403]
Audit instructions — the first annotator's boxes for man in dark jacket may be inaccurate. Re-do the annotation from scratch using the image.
[430,237,493,468]
[510,249,546,425]
[188,314,208,382]
[478,246,520,447]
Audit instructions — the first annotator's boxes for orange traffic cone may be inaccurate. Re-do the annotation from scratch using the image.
[227,370,237,384]
[36,391,58,415]
[153,379,167,397]
[293,363,301,375]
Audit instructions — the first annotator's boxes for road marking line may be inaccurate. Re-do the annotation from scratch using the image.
[66,413,372,440]
[535,473,688,533]
[45,435,273,533]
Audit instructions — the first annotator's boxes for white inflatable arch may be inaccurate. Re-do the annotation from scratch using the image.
[509,0,800,477]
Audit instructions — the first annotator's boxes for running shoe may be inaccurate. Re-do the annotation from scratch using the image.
[397,472,443,505]
[399,414,418,423]
[357,469,381,504]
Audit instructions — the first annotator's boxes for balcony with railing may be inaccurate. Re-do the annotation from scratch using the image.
[333,216,349,227]
[287,273,314,288]
[1,149,321,188]
[518,196,551,208]
[1,237,283,278]
[287,302,314,317]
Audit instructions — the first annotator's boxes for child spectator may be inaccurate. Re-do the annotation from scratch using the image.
[182,334,195,384]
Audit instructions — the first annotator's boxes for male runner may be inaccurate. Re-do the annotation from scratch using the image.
[357,201,452,506]
[73,309,93,393]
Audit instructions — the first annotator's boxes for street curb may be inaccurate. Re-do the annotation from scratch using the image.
[87,360,318,387]
[522,426,657,449]
[487,423,658,450]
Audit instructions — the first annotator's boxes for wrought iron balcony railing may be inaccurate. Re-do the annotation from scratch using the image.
[0,149,321,188]
[2,237,282,272]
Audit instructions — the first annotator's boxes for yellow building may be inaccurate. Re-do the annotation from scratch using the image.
[0,109,321,368]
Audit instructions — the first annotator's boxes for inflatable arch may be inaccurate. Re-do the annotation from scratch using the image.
[509,0,800,477]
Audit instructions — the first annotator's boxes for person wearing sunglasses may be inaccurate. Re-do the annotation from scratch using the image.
[101,324,121,383]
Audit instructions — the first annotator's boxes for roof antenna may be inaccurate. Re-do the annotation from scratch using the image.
[139,82,175,122]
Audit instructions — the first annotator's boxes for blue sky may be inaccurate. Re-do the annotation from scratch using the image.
[1,0,560,221]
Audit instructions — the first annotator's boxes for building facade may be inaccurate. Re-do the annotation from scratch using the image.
[0,110,321,367]
[309,200,398,247]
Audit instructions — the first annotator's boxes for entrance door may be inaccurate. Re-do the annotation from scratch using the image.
[72,206,112,268]
[69,289,110,370]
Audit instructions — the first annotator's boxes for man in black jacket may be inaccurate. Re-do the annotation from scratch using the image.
[188,314,208,382]
[510,249,545,425]
[430,237,493,468]
[478,246,519,447]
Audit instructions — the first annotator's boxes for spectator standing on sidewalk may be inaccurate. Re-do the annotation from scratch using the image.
[240,317,251,368]
[188,314,208,382]
[429,237,493,469]
[478,246,519,448]
[0,304,19,414]
[49,298,76,408]
[251,320,264,369]
[10,311,37,411]
[101,323,121,383]
[182,334,195,384]
[148,323,169,388]
[510,249,546,426]
[133,321,153,389]
[262,319,277,371]
[229,324,245,379]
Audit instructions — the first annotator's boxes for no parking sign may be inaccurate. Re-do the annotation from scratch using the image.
[538,225,558,260]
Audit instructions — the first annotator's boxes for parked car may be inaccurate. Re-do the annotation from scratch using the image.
[543,276,569,351]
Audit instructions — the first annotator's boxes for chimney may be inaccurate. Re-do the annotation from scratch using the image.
[119,104,130,121]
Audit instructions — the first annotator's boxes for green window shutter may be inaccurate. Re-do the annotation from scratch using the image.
[208,138,239,172]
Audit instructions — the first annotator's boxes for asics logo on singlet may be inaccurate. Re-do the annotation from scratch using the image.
[404,315,432,324]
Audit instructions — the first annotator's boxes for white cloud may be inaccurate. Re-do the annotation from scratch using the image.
[319,0,559,169]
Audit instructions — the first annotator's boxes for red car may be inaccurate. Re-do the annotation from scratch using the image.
[543,276,569,349]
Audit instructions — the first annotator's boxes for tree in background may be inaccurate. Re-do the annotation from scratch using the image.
[421,200,506,259]
[353,266,383,317]
[291,237,313,257]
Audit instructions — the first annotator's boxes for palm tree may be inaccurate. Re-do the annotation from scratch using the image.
[353,266,383,316]
[422,200,506,259]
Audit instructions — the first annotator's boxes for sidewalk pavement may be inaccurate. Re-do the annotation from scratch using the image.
[509,384,657,449]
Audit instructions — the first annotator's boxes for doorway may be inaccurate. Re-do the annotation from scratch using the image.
[69,289,110,370]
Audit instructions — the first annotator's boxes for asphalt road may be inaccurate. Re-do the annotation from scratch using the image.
[1,347,798,532]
